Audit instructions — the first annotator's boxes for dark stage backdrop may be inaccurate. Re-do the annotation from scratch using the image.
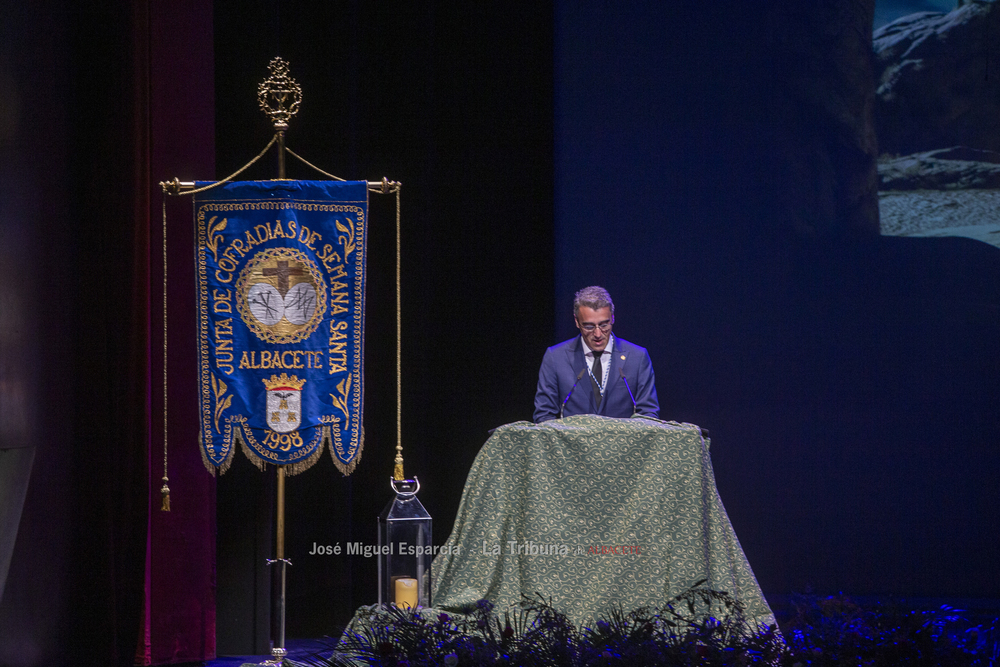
[0,3,76,665]
[3,2,997,665]
[554,1,999,603]
[213,0,555,646]
[216,0,1000,647]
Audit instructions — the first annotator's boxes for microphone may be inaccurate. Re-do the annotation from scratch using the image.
[620,367,637,416]
[560,369,587,419]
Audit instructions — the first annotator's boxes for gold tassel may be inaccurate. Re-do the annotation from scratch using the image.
[394,442,405,481]
[160,479,171,512]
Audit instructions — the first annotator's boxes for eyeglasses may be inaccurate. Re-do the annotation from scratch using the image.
[579,321,612,333]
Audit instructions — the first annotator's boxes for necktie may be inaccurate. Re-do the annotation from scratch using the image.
[591,350,603,408]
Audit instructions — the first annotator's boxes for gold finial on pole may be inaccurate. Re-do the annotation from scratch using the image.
[257,57,302,130]
[159,177,182,195]
[258,57,301,180]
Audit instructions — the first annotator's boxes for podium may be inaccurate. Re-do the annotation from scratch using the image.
[431,415,774,627]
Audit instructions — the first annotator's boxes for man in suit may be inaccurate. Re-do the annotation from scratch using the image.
[534,286,659,422]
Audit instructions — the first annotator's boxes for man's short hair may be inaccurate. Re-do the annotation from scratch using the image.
[573,286,614,317]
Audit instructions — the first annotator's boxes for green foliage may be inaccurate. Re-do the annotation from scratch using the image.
[299,585,998,667]
[781,593,999,666]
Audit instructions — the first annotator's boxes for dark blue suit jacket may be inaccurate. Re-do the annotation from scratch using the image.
[533,336,659,422]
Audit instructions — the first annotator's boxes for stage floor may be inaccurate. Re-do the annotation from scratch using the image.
[207,638,335,667]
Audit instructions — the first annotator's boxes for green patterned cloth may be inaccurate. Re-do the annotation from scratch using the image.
[431,415,775,627]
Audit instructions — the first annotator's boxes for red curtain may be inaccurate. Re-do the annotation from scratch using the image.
[134,2,217,664]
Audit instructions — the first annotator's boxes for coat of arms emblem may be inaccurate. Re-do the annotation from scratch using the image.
[263,373,306,433]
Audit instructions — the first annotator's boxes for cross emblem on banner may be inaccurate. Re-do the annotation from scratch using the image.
[263,260,305,294]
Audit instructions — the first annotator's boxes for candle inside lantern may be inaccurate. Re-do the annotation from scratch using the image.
[394,577,418,609]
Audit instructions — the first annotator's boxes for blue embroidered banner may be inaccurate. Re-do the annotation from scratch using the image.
[194,180,368,475]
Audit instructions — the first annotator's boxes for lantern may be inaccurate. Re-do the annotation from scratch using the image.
[377,477,432,609]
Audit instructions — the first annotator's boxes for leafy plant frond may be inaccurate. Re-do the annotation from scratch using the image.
[301,584,999,667]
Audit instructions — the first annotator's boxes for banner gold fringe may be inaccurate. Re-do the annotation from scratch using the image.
[237,422,324,475]
[218,440,235,475]
[285,441,325,477]
[199,431,218,476]
[327,423,364,476]
[239,427,267,472]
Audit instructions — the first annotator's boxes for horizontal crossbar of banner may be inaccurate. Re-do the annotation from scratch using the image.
[165,178,400,194]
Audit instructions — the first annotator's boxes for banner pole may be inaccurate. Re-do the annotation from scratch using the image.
[262,463,288,665]
[276,466,287,656]
[276,127,287,180]
[256,56,298,667]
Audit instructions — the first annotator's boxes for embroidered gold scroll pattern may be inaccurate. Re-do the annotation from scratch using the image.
[211,373,233,433]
